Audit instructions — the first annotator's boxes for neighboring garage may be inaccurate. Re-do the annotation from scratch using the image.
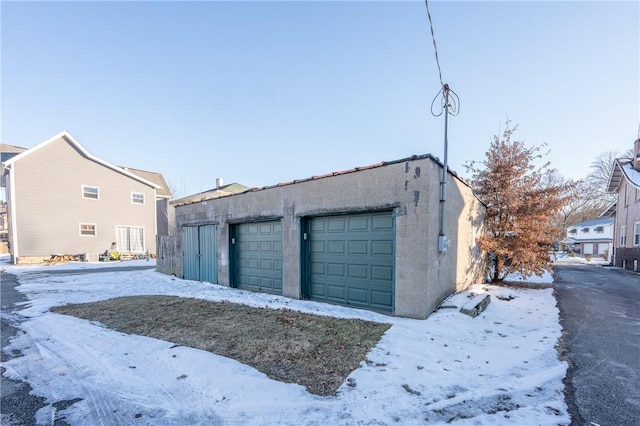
[167,154,486,319]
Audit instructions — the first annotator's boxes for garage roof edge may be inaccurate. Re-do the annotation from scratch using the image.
[172,153,472,207]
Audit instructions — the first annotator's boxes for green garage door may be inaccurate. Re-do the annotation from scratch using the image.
[306,211,394,313]
[232,221,283,294]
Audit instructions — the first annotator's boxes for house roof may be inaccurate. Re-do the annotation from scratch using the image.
[562,237,612,244]
[0,143,28,153]
[172,182,250,206]
[171,154,473,207]
[568,217,614,228]
[600,201,617,217]
[607,158,640,192]
[2,131,161,190]
[122,167,173,198]
[1,143,28,163]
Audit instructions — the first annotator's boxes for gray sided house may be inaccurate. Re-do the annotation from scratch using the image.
[1,131,171,264]
[166,155,486,319]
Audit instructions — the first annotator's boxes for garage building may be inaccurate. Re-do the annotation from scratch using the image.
[167,154,485,319]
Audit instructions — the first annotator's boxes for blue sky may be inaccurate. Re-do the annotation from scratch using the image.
[2,1,638,198]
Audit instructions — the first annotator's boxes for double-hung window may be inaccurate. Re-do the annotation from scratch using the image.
[620,225,627,247]
[634,223,640,247]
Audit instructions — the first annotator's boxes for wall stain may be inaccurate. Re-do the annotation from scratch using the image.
[414,167,421,179]
[405,162,410,173]
[413,190,420,207]
[404,181,409,191]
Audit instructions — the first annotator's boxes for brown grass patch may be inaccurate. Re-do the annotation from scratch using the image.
[51,295,391,396]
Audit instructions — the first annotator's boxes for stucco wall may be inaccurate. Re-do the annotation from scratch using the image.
[173,156,485,319]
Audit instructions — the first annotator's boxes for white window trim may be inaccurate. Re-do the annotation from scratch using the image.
[82,185,99,200]
[624,185,629,207]
[131,192,145,205]
[634,222,640,247]
[79,223,97,237]
[620,225,627,247]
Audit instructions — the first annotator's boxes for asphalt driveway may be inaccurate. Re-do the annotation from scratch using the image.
[554,262,640,426]
[1,271,46,426]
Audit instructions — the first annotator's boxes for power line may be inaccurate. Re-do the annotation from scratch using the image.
[425,0,443,87]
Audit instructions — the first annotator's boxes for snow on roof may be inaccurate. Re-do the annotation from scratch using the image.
[607,158,640,192]
[620,162,640,188]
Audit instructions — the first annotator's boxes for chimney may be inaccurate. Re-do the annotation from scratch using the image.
[215,177,224,189]
[635,139,640,170]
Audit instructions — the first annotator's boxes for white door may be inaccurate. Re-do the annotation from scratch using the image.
[583,243,594,255]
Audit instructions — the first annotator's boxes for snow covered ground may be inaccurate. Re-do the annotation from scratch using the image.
[1,257,569,425]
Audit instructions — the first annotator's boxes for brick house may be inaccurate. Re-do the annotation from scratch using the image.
[606,138,640,270]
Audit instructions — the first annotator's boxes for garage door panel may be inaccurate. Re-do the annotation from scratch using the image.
[311,220,326,232]
[348,287,369,303]
[310,262,325,275]
[349,241,368,255]
[328,218,346,232]
[372,215,393,230]
[327,284,347,299]
[260,241,271,251]
[372,240,393,255]
[371,291,393,307]
[349,217,368,231]
[311,241,325,253]
[327,263,345,277]
[328,241,345,254]
[311,282,326,296]
[348,264,368,279]
[273,260,283,271]
[372,265,393,281]
[233,220,283,295]
[307,211,394,313]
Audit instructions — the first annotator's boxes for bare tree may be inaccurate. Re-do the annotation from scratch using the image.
[587,149,632,204]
